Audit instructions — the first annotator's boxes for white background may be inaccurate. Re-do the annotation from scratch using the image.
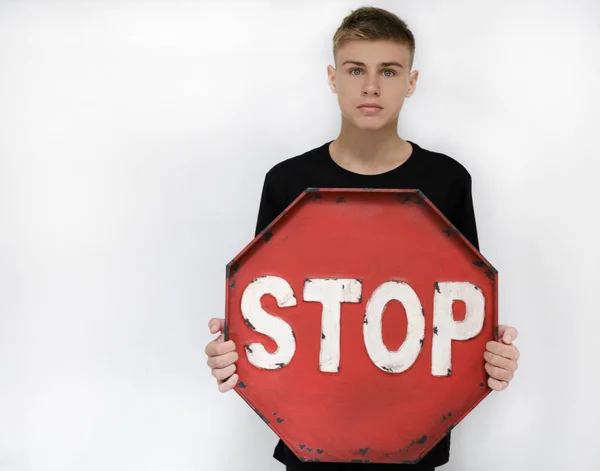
[1,0,599,470]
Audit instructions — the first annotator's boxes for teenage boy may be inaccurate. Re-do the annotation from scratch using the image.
[205,7,520,470]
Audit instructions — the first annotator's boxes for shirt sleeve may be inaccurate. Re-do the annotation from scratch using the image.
[254,172,286,237]
[452,172,480,251]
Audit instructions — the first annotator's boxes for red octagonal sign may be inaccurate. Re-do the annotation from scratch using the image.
[225,189,498,464]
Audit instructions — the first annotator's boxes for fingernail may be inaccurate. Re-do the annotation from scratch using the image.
[505,335,512,343]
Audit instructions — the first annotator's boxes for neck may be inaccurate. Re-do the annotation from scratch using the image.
[330,116,411,174]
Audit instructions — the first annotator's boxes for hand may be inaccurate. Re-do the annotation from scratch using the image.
[205,318,239,393]
[484,325,520,391]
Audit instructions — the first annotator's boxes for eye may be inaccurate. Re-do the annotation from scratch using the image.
[349,68,396,77]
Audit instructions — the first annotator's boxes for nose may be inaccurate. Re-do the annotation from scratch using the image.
[361,73,381,96]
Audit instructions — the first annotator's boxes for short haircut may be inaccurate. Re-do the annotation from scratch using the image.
[333,6,416,69]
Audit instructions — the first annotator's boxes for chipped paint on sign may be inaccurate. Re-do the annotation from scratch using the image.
[225,188,498,464]
[363,281,425,373]
[432,282,485,376]
[240,276,297,370]
[239,276,486,375]
[304,278,362,373]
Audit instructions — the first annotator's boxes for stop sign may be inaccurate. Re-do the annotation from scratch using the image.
[225,188,498,464]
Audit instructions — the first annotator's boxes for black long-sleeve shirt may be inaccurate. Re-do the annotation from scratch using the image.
[253,139,480,470]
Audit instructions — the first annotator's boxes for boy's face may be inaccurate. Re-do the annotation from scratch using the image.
[328,40,418,131]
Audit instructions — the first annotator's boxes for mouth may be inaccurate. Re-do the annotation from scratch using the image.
[358,104,383,115]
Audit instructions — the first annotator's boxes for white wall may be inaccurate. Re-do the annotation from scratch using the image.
[1,1,599,470]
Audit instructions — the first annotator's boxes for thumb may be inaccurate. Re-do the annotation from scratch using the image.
[497,324,518,344]
[208,318,226,335]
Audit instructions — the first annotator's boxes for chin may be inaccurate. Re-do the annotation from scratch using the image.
[353,118,389,131]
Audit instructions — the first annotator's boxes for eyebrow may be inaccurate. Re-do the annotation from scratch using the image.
[341,60,404,68]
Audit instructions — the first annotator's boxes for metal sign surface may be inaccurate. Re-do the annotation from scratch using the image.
[225,188,498,464]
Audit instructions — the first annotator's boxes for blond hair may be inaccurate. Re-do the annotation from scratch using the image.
[333,6,416,69]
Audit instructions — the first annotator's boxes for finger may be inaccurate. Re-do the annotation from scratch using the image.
[213,363,237,381]
[497,325,519,344]
[207,351,239,370]
[215,340,236,355]
[486,341,520,361]
[208,318,226,335]
[204,337,221,356]
[484,351,518,372]
[205,339,236,357]
[485,362,514,382]
[488,377,508,392]
[218,373,239,393]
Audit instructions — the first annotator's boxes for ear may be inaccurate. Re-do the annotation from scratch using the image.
[327,65,337,94]
[406,69,419,98]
